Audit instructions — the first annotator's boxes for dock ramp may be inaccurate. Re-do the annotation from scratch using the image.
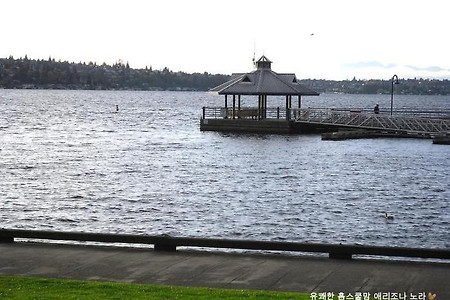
[294,109,450,136]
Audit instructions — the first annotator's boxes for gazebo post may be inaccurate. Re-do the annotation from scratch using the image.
[262,95,266,119]
[258,95,261,120]
[298,95,301,108]
[224,95,228,119]
[232,95,236,119]
[258,95,262,120]
[257,95,260,120]
[285,95,290,120]
[238,95,241,112]
[265,95,268,119]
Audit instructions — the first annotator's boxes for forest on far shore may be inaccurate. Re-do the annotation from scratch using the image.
[0,56,229,91]
[1,56,450,95]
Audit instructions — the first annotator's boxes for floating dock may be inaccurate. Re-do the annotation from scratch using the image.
[322,130,398,141]
[433,135,450,145]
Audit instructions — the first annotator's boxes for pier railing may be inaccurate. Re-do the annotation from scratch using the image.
[293,108,450,135]
[201,106,450,135]
[1,229,450,260]
[318,108,450,119]
[202,107,450,121]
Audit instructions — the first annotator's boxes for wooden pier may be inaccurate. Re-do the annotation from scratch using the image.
[203,55,450,137]
[201,107,450,137]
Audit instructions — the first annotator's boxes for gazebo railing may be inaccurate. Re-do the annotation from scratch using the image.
[202,107,227,119]
[202,107,287,120]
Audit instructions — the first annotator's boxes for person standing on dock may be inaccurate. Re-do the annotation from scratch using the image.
[374,104,380,114]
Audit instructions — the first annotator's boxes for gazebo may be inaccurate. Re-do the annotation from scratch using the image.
[201,55,319,133]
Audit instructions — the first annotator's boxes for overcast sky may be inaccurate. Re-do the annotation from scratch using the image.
[2,0,450,80]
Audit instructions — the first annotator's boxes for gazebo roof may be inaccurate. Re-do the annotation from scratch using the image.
[210,56,319,96]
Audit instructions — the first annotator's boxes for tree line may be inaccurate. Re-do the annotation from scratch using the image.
[0,56,229,91]
[299,78,450,95]
[1,56,450,95]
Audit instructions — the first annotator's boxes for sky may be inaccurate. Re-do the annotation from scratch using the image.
[2,0,450,80]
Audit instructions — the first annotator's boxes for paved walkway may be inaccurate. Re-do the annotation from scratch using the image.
[1,242,449,298]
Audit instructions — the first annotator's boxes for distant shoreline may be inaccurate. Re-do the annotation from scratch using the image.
[1,56,450,95]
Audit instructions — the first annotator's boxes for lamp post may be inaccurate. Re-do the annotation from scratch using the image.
[390,74,399,116]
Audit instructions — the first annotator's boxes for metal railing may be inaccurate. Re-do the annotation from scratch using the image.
[201,107,450,135]
[1,229,450,260]
[202,107,287,120]
[202,107,450,121]
[381,109,450,119]
[293,108,450,135]
[311,108,450,119]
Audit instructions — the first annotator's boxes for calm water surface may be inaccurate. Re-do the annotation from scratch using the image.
[1,90,449,249]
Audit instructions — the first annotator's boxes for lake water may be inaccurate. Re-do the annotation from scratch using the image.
[1,89,449,250]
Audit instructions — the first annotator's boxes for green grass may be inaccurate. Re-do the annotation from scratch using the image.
[0,276,311,299]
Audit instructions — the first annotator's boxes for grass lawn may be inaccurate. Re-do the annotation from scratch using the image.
[0,276,311,299]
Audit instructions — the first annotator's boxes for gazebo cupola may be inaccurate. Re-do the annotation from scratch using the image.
[255,55,272,69]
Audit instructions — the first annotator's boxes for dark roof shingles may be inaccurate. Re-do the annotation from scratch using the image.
[211,69,318,96]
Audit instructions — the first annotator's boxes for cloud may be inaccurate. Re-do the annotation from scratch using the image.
[344,61,450,73]
[341,61,450,79]
[405,65,449,72]
[343,61,397,69]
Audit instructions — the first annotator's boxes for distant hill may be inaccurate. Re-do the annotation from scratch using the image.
[1,56,450,95]
[0,56,229,91]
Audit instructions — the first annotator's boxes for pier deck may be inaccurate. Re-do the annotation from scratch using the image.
[201,107,450,136]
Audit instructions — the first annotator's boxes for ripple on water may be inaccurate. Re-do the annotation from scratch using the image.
[1,90,449,249]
